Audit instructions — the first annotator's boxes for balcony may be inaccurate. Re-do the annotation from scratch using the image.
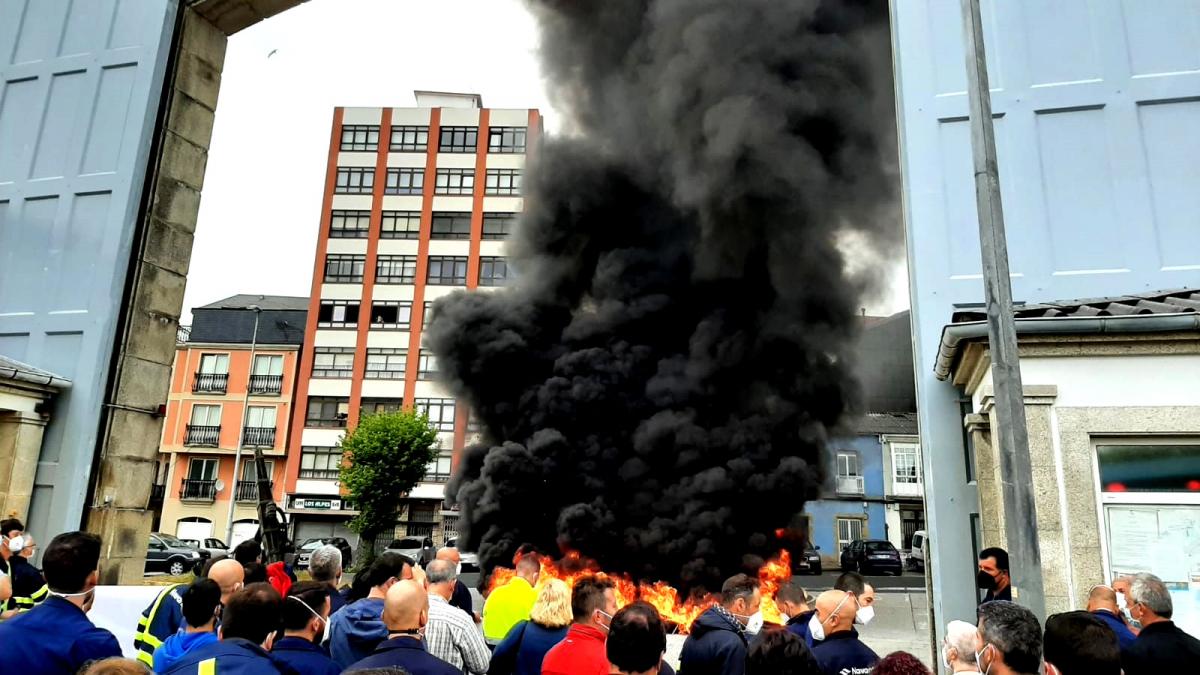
[193,372,228,393]
[248,374,283,395]
[299,468,340,480]
[836,475,865,495]
[235,480,274,502]
[424,472,451,483]
[241,426,276,448]
[892,480,923,498]
[181,479,217,501]
[185,424,221,447]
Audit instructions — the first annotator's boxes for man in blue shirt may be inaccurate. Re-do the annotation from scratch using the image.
[346,579,459,674]
[0,531,122,675]
[163,583,293,674]
[272,581,341,675]
[1087,585,1137,652]
[809,590,878,675]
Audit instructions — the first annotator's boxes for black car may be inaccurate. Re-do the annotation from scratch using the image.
[840,539,903,575]
[792,542,823,575]
[145,533,208,576]
[295,537,354,570]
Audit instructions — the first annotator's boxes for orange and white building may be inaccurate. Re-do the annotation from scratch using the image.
[156,296,307,547]
[283,92,542,546]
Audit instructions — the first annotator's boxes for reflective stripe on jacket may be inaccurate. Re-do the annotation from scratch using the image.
[134,583,187,665]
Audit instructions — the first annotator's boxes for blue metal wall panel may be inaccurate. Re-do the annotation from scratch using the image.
[0,0,178,538]
[892,0,1200,636]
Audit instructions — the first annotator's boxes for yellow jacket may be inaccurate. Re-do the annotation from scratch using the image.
[482,577,537,642]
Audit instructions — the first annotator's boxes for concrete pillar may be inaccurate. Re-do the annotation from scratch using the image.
[0,411,48,519]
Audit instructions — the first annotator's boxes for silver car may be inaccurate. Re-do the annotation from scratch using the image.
[384,536,436,566]
[444,536,479,572]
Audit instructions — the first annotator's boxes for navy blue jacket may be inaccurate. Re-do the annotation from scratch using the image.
[786,610,816,647]
[134,582,187,666]
[162,637,296,675]
[271,636,341,675]
[451,579,474,616]
[329,586,348,615]
[0,595,122,674]
[811,630,879,675]
[488,620,569,675]
[1091,609,1137,652]
[1122,620,1200,675]
[679,607,748,675]
[345,636,461,674]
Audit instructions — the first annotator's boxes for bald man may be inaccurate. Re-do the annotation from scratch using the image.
[344,580,458,674]
[1087,585,1137,652]
[810,590,878,675]
[208,559,246,605]
[436,547,476,618]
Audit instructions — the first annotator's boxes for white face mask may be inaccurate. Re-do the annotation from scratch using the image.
[975,643,994,675]
[288,596,328,643]
[743,610,764,634]
[780,612,789,623]
[809,594,850,642]
[855,605,875,626]
[596,610,613,632]
[1116,592,1128,610]
[941,646,952,670]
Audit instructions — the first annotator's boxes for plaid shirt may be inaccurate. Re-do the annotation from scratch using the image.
[426,594,491,674]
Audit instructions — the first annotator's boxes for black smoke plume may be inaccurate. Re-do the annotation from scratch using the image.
[426,0,898,590]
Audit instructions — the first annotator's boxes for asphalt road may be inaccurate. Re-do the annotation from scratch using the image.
[792,568,927,591]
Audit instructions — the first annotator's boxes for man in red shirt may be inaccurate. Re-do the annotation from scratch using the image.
[541,575,617,675]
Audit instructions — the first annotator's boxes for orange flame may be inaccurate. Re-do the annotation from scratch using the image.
[485,549,792,633]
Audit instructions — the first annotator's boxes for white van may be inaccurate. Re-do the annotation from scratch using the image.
[908,530,927,571]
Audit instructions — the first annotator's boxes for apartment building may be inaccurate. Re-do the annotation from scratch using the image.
[285,92,542,548]
[157,296,307,548]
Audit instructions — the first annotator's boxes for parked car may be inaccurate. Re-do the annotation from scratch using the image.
[295,537,354,570]
[840,539,903,576]
[444,536,479,573]
[385,536,436,566]
[907,530,927,572]
[145,533,207,576]
[180,537,230,562]
[792,542,823,575]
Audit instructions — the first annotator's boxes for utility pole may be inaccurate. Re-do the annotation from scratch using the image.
[959,0,1045,618]
[224,305,262,547]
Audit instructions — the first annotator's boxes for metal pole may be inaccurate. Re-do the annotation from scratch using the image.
[959,0,1045,618]
[224,306,262,546]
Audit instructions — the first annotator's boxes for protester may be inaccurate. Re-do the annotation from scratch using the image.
[871,652,931,675]
[1085,585,1136,652]
[310,543,347,614]
[272,580,341,675]
[941,620,980,673]
[977,548,1012,603]
[834,572,876,627]
[489,578,573,675]
[436,546,476,619]
[162,583,287,674]
[329,551,414,667]
[233,540,262,566]
[345,579,459,674]
[974,600,1042,675]
[1042,611,1119,675]
[242,561,268,584]
[541,575,619,675]
[8,531,48,610]
[424,559,489,674]
[0,531,122,674]
[1109,576,1140,633]
[776,581,816,644]
[153,578,221,672]
[81,657,152,674]
[1122,572,1200,674]
[0,517,20,617]
[607,601,678,675]
[483,554,541,643]
[746,627,820,675]
[679,573,761,675]
[809,590,878,675]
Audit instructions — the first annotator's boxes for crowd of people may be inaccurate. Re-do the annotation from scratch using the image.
[1,521,1199,675]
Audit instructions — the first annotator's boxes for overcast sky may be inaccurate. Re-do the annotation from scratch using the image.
[183,0,908,322]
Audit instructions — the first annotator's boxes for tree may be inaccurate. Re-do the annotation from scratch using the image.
[339,408,440,568]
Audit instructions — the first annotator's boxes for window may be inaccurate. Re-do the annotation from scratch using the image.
[478,257,511,287]
[416,351,438,380]
[425,454,453,482]
[414,397,456,431]
[243,407,276,446]
[381,211,421,239]
[324,254,365,283]
[253,355,282,377]
[335,167,374,194]
[306,397,349,428]
[370,301,413,329]
[488,126,527,154]
[299,446,342,480]
[439,126,478,153]
[188,458,218,480]
[340,125,379,151]
[317,301,360,328]
[435,168,474,195]
[365,348,406,379]
[960,398,977,482]
[430,212,472,239]
[190,404,221,426]
[198,354,229,375]
[330,210,370,238]
[390,125,429,152]
[485,169,521,196]
[1098,444,1200,493]
[240,460,275,481]
[361,398,403,415]
[250,355,283,394]
[892,443,921,484]
[427,256,468,285]
[313,347,355,378]
[385,168,424,195]
[482,212,515,240]
[246,406,276,427]
[423,301,435,326]
[836,517,864,551]
[375,255,417,284]
[836,451,863,494]
[466,410,482,433]
[187,405,221,446]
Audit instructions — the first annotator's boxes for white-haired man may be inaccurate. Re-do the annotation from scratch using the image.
[309,544,346,614]
[942,619,981,672]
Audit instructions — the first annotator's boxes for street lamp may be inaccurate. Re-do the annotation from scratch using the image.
[224,304,261,546]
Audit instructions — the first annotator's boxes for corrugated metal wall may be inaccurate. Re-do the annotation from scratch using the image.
[0,0,179,538]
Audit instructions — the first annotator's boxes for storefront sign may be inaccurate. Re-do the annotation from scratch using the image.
[293,498,339,510]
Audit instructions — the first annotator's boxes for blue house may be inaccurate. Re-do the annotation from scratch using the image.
[804,433,888,559]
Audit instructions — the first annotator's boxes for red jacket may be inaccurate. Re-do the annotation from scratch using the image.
[541,623,609,675]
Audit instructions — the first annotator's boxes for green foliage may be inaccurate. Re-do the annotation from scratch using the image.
[339,409,440,563]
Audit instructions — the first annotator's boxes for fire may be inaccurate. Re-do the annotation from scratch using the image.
[485,549,792,633]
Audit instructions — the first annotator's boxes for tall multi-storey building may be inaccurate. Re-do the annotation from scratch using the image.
[285,92,542,548]
[157,296,307,548]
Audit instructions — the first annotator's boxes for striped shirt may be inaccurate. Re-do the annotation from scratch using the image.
[426,594,490,674]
